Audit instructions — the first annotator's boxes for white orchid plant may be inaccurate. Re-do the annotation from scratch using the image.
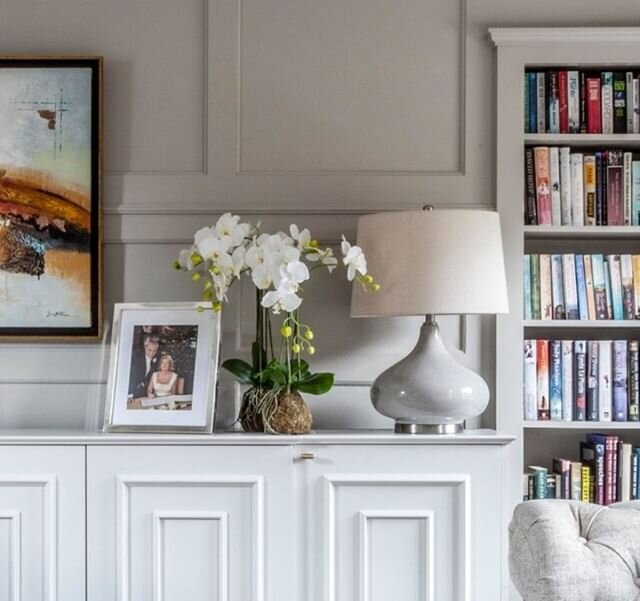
[175,213,377,397]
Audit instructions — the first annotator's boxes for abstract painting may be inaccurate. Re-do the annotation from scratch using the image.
[0,57,102,338]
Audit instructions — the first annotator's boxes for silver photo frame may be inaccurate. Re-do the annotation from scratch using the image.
[104,302,220,433]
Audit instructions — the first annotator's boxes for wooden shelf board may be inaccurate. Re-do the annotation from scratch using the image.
[523,320,640,328]
[524,225,640,238]
[524,421,640,430]
[524,133,640,147]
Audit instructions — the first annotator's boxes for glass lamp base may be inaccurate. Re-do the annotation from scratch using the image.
[394,422,463,434]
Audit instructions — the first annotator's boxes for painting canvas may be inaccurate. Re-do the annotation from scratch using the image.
[0,57,102,338]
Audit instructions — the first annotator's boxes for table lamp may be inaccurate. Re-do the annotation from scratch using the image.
[351,208,509,434]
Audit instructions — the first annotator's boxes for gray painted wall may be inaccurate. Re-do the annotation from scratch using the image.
[0,0,638,430]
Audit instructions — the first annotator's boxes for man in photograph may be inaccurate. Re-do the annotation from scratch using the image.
[128,333,161,398]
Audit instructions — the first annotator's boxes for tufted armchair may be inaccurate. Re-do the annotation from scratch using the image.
[509,500,640,601]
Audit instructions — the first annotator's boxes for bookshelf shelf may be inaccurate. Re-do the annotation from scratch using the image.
[523,319,640,328]
[524,133,640,147]
[524,225,640,239]
[524,421,640,430]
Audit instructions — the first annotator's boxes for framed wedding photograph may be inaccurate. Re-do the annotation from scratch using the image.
[104,303,221,432]
[0,56,103,339]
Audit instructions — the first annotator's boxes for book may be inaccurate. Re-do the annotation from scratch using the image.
[539,254,553,320]
[601,72,614,134]
[583,254,596,320]
[547,71,560,134]
[523,255,532,320]
[598,340,612,422]
[568,71,580,133]
[613,72,626,133]
[604,262,613,321]
[560,147,572,225]
[632,161,640,225]
[528,72,538,134]
[607,150,624,225]
[549,147,561,225]
[537,340,550,420]
[606,254,624,320]
[633,449,640,500]
[524,74,530,133]
[595,150,606,225]
[570,461,582,500]
[558,70,569,133]
[586,76,602,133]
[524,147,537,225]
[624,151,633,225]
[570,153,584,226]
[550,340,563,420]
[574,340,587,421]
[523,340,537,422]
[627,72,636,133]
[613,340,628,421]
[551,254,565,319]
[581,465,591,502]
[575,254,589,320]
[580,72,587,133]
[629,341,640,422]
[562,340,574,421]
[633,255,640,319]
[634,76,640,133]
[591,254,608,319]
[537,73,546,133]
[621,254,635,319]
[531,254,541,320]
[534,147,552,225]
[553,457,571,499]
[581,439,605,505]
[587,434,617,505]
[621,443,632,502]
[587,340,599,421]
[563,254,578,319]
[583,154,596,226]
[528,466,548,499]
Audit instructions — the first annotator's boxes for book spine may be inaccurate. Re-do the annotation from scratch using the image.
[523,255,532,320]
[583,154,596,226]
[591,254,609,319]
[634,255,640,319]
[613,72,626,133]
[562,340,574,421]
[627,72,635,133]
[570,153,584,226]
[548,71,560,134]
[537,340,550,420]
[584,254,596,320]
[602,72,614,134]
[558,70,569,133]
[587,340,599,421]
[606,437,617,505]
[604,262,613,321]
[570,462,582,500]
[537,73,546,133]
[634,77,640,133]
[560,147,572,225]
[612,437,620,502]
[568,71,580,133]
[607,150,624,225]
[591,440,606,505]
[580,72,587,133]
[524,73,530,133]
[551,254,565,319]
[595,151,606,225]
[633,451,639,500]
[539,254,553,320]
[574,340,587,421]
[523,340,538,422]
[550,147,561,225]
[581,466,591,502]
[624,151,633,225]
[613,340,629,421]
[621,254,635,319]
[629,340,640,422]
[535,147,552,225]
[586,76,602,133]
[607,254,624,320]
[524,147,537,225]
[531,254,541,320]
[575,254,589,320]
[622,443,632,502]
[534,468,548,499]
[528,72,538,134]
[563,254,578,320]
[599,340,612,421]
[632,161,640,226]
[550,340,563,420]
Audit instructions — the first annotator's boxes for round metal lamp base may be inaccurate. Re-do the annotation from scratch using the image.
[394,422,464,435]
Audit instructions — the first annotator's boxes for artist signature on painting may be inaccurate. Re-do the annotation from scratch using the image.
[47,311,70,318]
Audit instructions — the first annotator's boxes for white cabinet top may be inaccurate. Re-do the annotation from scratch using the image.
[0,428,515,446]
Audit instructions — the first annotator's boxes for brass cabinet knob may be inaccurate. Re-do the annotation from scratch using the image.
[299,451,315,460]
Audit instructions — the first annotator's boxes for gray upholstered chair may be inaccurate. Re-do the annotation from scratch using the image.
[509,500,640,601]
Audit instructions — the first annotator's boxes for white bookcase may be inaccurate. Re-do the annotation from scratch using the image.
[491,27,640,514]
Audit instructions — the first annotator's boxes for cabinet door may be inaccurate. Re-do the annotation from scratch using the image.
[0,445,85,601]
[87,445,295,601]
[299,444,506,601]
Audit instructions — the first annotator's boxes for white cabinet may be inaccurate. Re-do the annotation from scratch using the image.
[0,430,512,601]
[0,446,85,601]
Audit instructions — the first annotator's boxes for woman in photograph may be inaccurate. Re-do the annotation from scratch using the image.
[147,354,178,399]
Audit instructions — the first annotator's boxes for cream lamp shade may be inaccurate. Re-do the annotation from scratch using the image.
[351,209,509,317]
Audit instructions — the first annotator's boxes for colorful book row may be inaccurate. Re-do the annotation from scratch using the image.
[523,339,639,422]
[524,69,640,134]
[524,433,639,506]
[524,146,640,226]
[524,254,640,321]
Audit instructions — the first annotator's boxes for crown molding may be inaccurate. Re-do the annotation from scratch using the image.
[490,27,640,46]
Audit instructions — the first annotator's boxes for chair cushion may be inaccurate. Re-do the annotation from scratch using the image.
[510,500,640,601]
